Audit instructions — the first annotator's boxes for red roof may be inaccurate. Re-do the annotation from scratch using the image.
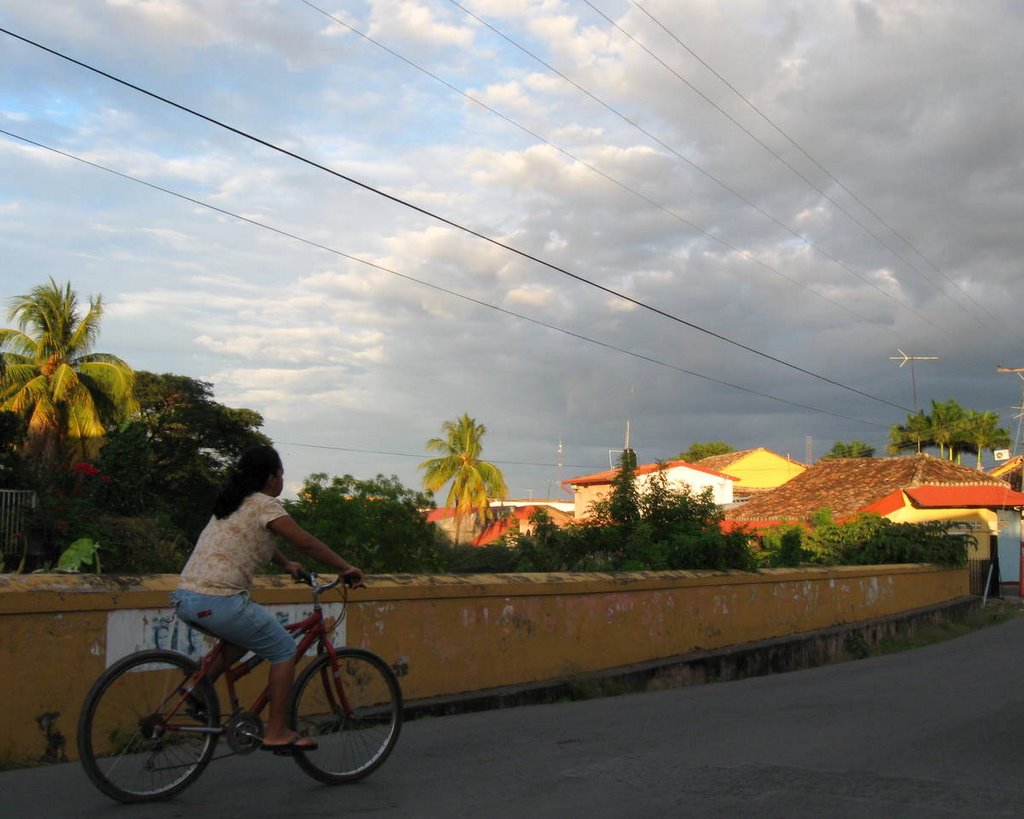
[471,505,576,546]
[472,506,535,546]
[425,508,458,522]
[903,485,1024,508]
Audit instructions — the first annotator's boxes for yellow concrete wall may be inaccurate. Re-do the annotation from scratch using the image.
[0,565,967,764]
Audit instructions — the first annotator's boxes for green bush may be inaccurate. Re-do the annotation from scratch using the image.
[760,510,971,569]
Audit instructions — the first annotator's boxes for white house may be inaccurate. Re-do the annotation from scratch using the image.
[563,459,734,519]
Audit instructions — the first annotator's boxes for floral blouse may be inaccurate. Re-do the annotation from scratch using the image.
[178,492,286,595]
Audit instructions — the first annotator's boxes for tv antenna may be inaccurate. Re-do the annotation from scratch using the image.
[997,366,1024,459]
[889,349,938,413]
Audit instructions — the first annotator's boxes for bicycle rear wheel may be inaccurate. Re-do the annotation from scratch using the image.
[77,649,220,803]
[290,647,402,784]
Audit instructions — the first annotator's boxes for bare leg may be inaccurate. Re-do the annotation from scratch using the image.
[205,642,245,683]
[262,659,314,747]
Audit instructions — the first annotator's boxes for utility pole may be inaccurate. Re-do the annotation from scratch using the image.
[997,366,1024,462]
[995,366,1024,597]
[889,349,938,414]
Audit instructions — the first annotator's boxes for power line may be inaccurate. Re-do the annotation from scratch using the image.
[295,0,896,333]
[444,1,941,330]
[589,0,1008,333]
[277,440,598,470]
[0,26,914,414]
[0,126,898,431]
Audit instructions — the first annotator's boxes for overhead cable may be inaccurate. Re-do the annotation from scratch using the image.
[585,0,1005,332]
[0,126,897,430]
[626,0,1006,333]
[444,1,938,329]
[0,26,914,414]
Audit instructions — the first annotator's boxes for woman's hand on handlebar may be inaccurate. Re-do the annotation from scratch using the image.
[283,560,306,581]
[341,567,365,588]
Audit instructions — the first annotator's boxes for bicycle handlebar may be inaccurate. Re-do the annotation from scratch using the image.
[295,567,363,590]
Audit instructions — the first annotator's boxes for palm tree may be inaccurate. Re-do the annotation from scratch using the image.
[888,411,932,455]
[0,279,136,465]
[419,413,508,543]
[823,440,875,459]
[929,399,967,460]
[960,409,1011,468]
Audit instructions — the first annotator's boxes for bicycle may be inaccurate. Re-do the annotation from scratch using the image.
[77,570,403,803]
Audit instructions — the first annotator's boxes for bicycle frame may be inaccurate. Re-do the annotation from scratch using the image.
[171,582,349,735]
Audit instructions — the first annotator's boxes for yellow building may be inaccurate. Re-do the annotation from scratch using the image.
[697,447,806,500]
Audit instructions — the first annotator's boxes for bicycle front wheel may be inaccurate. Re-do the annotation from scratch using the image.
[77,649,220,803]
[291,648,403,784]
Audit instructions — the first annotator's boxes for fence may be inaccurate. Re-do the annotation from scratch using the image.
[0,489,36,557]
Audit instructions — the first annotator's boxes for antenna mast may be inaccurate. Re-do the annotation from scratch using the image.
[889,349,938,414]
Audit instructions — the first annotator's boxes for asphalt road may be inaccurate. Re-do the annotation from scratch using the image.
[6,613,1024,818]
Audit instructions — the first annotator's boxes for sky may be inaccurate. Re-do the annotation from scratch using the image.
[3,0,1024,502]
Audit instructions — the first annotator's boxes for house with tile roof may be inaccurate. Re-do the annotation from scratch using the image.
[696,447,805,500]
[426,502,574,545]
[564,459,734,520]
[471,504,575,546]
[724,454,1024,566]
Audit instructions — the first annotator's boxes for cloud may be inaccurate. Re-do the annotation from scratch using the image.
[4,0,1024,501]
[366,0,475,49]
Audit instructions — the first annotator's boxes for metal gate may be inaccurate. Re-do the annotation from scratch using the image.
[968,558,999,597]
[0,489,37,556]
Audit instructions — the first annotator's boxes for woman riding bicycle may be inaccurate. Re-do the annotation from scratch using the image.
[171,445,363,753]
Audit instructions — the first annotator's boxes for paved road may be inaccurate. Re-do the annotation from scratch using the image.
[6,614,1024,818]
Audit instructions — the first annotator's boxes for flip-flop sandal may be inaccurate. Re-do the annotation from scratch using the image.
[260,735,319,755]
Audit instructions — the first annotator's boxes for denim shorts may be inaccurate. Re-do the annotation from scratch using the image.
[170,589,295,664]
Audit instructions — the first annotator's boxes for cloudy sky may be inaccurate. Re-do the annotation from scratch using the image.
[3,0,1024,501]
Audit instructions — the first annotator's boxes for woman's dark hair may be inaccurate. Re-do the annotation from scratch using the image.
[212,445,283,519]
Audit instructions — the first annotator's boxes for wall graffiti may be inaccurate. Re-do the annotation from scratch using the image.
[105,603,346,667]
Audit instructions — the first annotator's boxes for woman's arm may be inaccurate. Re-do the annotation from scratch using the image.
[270,548,304,578]
[268,515,363,581]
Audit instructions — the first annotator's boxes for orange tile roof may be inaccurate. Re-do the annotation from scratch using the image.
[565,459,730,488]
[425,508,458,522]
[726,454,1011,522]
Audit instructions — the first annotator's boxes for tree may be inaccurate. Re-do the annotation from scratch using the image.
[888,399,1007,464]
[888,410,933,455]
[597,449,641,530]
[822,440,875,459]
[419,413,508,544]
[285,473,444,573]
[928,399,967,460]
[0,279,136,465]
[960,409,1011,468]
[674,441,734,462]
[0,410,28,489]
[131,372,271,540]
